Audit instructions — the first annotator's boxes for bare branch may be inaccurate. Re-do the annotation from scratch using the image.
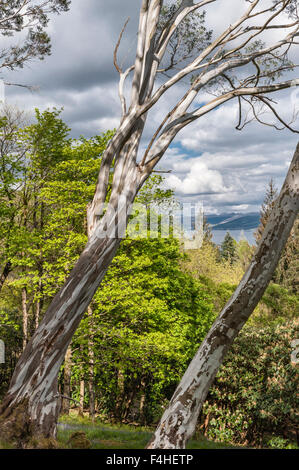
[142,77,299,173]
[4,81,40,92]
[254,95,299,133]
[155,0,216,61]
[113,17,130,74]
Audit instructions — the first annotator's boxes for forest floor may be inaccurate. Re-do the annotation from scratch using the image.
[56,413,241,449]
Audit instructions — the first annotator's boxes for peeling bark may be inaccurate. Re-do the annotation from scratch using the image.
[147,144,299,449]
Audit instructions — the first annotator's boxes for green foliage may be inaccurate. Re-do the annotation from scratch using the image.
[200,320,299,448]
[255,178,278,242]
[0,1,70,71]
[57,414,237,449]
[251,283,299,326]
[72,236,215,424]
[274,216,299,294]
[157,1,212,74]
[1,107,298,451]
[0,307,22,399]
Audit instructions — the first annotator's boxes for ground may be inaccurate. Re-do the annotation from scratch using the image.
[0,412,243,449]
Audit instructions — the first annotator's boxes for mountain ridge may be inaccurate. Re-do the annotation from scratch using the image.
[206,212,260,231]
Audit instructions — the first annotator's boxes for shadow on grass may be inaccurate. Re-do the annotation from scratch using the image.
[57,414,241,450]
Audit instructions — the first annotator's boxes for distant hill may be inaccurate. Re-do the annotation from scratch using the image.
[206,213,260,231]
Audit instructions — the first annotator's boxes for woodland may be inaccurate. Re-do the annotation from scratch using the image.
[0,0,298,450]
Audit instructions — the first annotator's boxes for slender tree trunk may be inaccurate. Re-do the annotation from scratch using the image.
[35,298,40,330]
[115,369,125,419]
[0,161,141,444]
[78,344,85,417]
[147,143,299,449]
[22,287,28,352]
[79,378,85,417]
[87,306,95,420]
[139,378,146,424]
[35,272,43,329]
[61,346,72,415]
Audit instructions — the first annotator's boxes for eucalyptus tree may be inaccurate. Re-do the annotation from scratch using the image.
[0,0,299,447]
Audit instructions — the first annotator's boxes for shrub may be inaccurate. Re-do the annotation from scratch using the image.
[199,320,299,448]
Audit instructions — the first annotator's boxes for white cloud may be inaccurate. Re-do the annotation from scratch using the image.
[166,160,229,195]
[230,204,249,212]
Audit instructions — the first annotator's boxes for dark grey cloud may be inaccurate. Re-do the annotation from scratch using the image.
[1,0,298,214]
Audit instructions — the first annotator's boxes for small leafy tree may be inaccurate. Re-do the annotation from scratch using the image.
[275,217,299,293]
[220,232,237,265]
[255,179,279,242]
[73,236,215,425]
[0,106,28,292]
[255,179,298,293]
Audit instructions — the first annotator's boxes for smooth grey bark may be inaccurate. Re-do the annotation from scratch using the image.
[147,143,299,449]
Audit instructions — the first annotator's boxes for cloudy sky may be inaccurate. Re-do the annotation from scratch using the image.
[2,0,299,215]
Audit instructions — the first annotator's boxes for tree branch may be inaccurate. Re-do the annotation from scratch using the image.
[113,17,130,74]
[142,77,299,173]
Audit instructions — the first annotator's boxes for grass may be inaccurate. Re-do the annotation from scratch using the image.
[0,441,14,449]
[0,412,244,449]
[56,413,240,449]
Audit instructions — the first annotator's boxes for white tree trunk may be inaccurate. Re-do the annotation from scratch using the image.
[79,378,85,417]
[22,287,28,352]
[147,143,299,449]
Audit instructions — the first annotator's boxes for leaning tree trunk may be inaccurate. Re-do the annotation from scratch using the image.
[0,154,142,446]
[147,143,299,449]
